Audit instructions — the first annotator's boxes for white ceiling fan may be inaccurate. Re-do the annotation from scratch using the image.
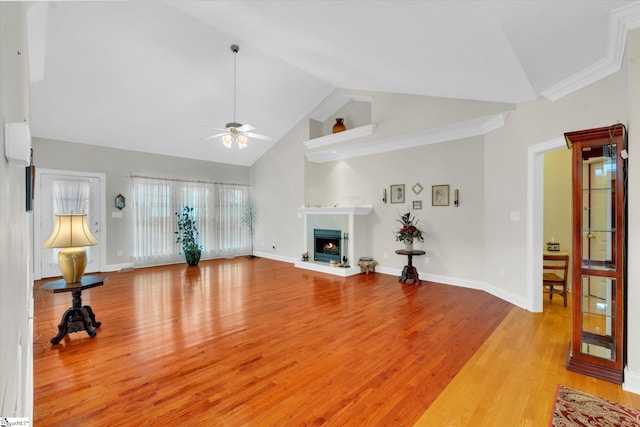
[202,44,272,149]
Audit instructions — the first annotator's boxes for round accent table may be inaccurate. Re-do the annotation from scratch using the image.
[40,275,107,344]
[395,250,426,284]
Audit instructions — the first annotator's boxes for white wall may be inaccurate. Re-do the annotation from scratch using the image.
[0,2,33,418]
[250,119,308,259]
[625,27,640,394]
[306,136,485,281]
[253,88,511,272]
[484,67,628,300]
[256,70,627,298]
[33,138,250,269]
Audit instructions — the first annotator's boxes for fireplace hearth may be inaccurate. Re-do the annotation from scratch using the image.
[314,229,342,263]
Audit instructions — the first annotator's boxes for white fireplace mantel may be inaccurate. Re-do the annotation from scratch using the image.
[298,205,372,216]
[295,205,372,277]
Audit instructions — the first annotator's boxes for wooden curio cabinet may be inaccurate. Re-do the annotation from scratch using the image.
[564,124,627,384]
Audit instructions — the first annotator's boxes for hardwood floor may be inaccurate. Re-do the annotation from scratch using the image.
[416,290,640,426]
[33,258,639,425]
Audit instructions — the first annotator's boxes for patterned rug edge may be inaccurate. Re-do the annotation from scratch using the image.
[550,384,640,427]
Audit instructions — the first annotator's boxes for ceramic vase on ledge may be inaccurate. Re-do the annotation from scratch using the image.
[332,118,346,133]
[404,241,413,251]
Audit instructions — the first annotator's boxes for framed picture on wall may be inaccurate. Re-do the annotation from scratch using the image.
[25,164,35,212]
[390,184,405,204]
[412,200,422,210]
[432,184,450,206]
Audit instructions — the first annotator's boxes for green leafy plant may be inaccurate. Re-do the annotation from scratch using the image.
[175,206,202,265]
[242,199,258,258]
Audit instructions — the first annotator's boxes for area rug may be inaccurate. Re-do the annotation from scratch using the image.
[551,384,640,426]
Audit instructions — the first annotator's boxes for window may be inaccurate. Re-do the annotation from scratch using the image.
[132,177,249,266]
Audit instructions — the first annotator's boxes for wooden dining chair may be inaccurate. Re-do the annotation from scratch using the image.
[543,254,569,307]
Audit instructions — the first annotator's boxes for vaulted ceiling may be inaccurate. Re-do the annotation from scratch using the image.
[29,1,640,167]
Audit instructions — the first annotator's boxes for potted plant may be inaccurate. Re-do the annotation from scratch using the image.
[242,199,258,259]
[175,206,202,266]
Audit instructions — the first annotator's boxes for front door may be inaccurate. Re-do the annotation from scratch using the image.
[35,169,104,279]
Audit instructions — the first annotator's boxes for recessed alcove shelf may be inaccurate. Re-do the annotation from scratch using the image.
[295,205,372,277]
[307,93,373,144]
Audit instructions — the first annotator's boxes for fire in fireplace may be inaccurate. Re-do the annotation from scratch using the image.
[314,229,342,263]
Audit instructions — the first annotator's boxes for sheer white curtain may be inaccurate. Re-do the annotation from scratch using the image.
[52,179,89,214]
[132,177,250,267]
[132,177,176,266]
[216,184,249,257]
[49,179,91,264]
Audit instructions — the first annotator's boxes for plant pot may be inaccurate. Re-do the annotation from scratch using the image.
[184,248,201,266]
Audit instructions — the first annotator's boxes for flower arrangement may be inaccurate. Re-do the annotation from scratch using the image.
[395,212,424,244]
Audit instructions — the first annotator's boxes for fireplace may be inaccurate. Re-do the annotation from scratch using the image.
[314,229,342,263]
[296,206,372,277]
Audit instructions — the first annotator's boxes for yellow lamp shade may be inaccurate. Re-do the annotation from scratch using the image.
[42,214,98,283]
[42,213,98,248]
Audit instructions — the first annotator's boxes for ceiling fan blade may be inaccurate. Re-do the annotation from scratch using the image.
[236,124,255,133]
[246,132,273,141]
[201,132,228,141]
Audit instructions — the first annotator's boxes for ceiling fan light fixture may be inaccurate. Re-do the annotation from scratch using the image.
[222,45,246,149]
[222,134,232,148]
[238,134,248,149]
[203,44,271,148]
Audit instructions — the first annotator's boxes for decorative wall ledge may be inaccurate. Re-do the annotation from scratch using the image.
[305,112,511,163]
[298,205,372,215]
[303,124,376,149]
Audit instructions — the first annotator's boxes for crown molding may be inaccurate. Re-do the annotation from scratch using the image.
[305,112,511,163]
[542,2,640,101]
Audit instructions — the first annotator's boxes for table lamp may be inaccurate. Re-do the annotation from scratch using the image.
[42,213,99,283]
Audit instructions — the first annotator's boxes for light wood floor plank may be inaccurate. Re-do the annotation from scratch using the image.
[414,296,640,426]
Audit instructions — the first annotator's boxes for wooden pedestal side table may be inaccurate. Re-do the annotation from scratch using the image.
[41,275,108,344]
[395,250,426,284]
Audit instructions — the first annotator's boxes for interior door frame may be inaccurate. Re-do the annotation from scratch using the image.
[33,168,107,280]
[527,137,566,313]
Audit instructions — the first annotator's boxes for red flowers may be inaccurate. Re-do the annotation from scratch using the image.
[396,212,424,243]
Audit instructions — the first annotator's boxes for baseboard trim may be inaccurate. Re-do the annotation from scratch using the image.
[623,368,640,395]
[104,262,134,272]
[253,251,297,264]
[249,256,528,310]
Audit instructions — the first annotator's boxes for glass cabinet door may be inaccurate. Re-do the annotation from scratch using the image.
[580,275,615,359]
[581,145,617,271]
[579,144,617,361]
